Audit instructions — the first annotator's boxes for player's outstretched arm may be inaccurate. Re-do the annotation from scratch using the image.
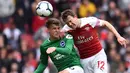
[101,20,127,48]
[34,46,48,73]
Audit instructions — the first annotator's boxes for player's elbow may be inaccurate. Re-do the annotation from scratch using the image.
[101,20,110,26]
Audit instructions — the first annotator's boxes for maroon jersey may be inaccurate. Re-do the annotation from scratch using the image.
[62,17,103,59]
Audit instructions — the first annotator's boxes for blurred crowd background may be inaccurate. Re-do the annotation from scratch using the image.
[0,0,130,73]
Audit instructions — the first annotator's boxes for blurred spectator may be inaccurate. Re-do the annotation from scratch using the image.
[126,4,130,19]
[20,32,36,50]
[0,48,8,68]
[10,62,19,73]
[33,26,49,41]
[35,39,42,61]
[100,0,109,12]
[125,26,130,39]
[14,8,26,32]
[70,3,79,17]
[3,19,21,49]
[0,34,7,48]
[124,52,130,73]
[22,62,34,73]
[0,0,15,24]
[0,66,8,73]
[16,0,33,33]
[27,52,37,69]
[118,0,130,10]
[104,31,117,55]
[106,1,119,24]
[116,62,127,73]
[12,50,22,63]
[52,10,60,19]
[118,11,129,36]
[78,0,96,17]
[56,0,71,12]
[110,52,122,73]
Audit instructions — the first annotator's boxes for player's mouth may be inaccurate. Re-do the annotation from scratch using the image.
[54,32,60,37]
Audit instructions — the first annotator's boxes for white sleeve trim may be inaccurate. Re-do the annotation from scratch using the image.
[80,17,103,28]
[98,20,104,26]
[61,25,72,32]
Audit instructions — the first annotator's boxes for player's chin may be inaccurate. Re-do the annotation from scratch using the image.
[54,35,60,39]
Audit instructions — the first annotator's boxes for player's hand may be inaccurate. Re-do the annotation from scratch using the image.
[46,47,56,54]
[59,70,69,73]
[117,36,128,48]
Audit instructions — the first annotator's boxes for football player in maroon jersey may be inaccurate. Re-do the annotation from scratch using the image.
[61,9,127,73]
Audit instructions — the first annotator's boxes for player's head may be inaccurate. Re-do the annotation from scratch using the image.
[61,9,80,29]
[46,18,61,40]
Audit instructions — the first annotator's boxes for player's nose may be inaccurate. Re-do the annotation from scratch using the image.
[55,28,60,32]
[69,22,73,26]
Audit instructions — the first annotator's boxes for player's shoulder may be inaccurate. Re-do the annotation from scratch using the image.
[80,16,98,27]
[40,39,50,51]
[40,39,49,47]
[86,16,97,19]
[80,16,98,23]
[62,25,72,32]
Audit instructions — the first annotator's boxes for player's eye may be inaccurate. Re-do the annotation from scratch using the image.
[57,27,60,30]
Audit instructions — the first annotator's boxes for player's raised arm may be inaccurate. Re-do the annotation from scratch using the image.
[34,46,48,73]
[100,19,127,48]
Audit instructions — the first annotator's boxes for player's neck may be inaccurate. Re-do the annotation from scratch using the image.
[49,37,60,41]
[77,19,81,28]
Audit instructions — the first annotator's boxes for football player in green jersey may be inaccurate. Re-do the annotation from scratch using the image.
[34,18,84,73]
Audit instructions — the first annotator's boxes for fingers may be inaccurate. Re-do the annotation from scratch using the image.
[118,37,128,48]
[46,47,56,54]
[120,39,127,48]
[123,42,126,48]
[46,49,52,54]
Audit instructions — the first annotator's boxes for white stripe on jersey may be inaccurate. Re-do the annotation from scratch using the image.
[80,17,103,28]
[61,17,103,32]
[61,25,72,32]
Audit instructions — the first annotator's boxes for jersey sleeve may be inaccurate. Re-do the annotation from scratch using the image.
[56,34,74,55]
[34,46,48,73]
[61,25,72,32]
[87,17,103,28]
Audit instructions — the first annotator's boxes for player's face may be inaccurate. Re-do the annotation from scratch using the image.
[66,15,79,29]
[48,24,61,40]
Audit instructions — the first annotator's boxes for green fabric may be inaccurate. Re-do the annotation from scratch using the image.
[34,34,81,73]
[34,46,48,73]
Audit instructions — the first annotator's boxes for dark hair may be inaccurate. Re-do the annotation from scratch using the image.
[46,18,61,28]
[61,9,76,22]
